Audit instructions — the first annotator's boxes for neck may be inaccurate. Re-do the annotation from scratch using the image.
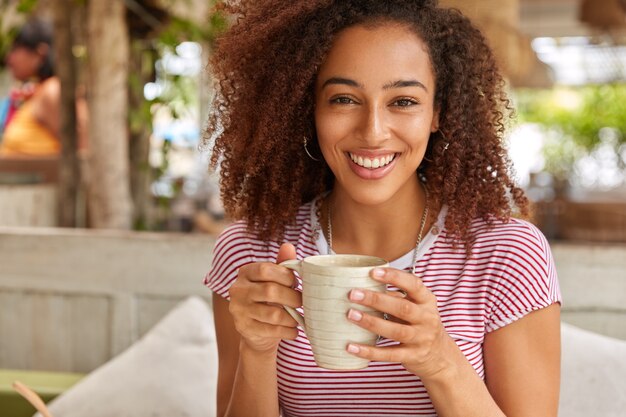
[323,178,431,261]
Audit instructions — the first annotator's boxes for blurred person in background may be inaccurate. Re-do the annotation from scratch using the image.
[0,17,86,157]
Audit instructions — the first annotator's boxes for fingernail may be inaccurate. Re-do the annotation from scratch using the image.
[371,268,386,279]
[347,344,360,354]
[348,309,363,321]
[350,289,365,301]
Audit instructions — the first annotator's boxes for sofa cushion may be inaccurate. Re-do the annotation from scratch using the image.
[35,296,217,417]
[560,323,626,417]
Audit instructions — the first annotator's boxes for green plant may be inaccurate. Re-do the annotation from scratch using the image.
[515,84,626,187]
[127,2,226,230]
[0,0,39,63]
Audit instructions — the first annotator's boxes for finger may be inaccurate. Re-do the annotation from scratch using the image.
[245,303,300,327]
[349,287,420,324]
[346,343,408,363]
[248,282,302,308]
[386,290,407,299]
[276,242,296,264]
[383,291,409,323]
[370,268,433,304]
[276,243,298,289]
[347,307,416,344]
[240,262,295,287]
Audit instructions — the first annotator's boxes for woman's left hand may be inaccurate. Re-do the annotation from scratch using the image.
[346,267,456,380]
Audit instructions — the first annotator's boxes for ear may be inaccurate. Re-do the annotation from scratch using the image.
[430,106,440,133]
[36,43,49,58]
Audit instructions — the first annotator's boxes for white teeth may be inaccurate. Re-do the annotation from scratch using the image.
[349,153,395,169]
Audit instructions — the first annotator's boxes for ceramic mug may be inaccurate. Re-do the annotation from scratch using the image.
[280,254,388,370]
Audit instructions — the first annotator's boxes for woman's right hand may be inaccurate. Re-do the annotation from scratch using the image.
[228,243,302,353]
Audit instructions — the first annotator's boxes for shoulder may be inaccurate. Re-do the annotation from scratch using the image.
[203,221,258,298]
[31,77,60,122]
[204,200,318,297]
[214,199,316,259]
[210,221,260,269]
[469,216,552,267]
[37,77,60,103]
[468,218,562,331]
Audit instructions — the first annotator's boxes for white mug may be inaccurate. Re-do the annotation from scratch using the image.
[281,254,388,370]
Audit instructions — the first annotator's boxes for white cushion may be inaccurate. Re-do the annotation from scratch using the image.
[35,296,217,417]
[560,323,626,417]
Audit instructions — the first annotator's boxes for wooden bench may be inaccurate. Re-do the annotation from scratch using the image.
[0,157,60,227]
[0,156,59,184]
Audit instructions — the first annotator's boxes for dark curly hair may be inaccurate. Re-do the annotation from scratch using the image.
[12,18,54,80]
[204,0,528,248]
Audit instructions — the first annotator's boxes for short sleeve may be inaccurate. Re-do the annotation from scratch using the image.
[485,221,562,333]
[203,222,255,300]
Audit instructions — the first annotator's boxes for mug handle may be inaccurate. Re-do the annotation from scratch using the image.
[279,259,305,328]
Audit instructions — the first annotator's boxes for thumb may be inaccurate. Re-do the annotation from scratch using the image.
[276,242,297,264]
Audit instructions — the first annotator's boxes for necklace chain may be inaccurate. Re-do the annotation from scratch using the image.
[326,186,430,275]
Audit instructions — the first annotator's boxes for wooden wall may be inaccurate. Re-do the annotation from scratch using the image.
[0,227,215,373]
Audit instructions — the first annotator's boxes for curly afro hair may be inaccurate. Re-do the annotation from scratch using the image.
[204,0,528,248]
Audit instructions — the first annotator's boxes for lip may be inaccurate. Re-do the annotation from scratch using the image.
[346,151,398,180]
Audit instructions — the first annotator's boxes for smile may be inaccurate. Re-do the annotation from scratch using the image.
[348,152,396,169]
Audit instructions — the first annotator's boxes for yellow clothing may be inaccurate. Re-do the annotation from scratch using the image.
[0,100,59,156]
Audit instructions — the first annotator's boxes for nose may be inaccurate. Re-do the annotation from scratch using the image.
[358,104,389,146]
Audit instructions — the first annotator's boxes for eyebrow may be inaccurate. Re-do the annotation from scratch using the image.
[321,77,428,92]
[321,77,364,89]
[383,79,428,92]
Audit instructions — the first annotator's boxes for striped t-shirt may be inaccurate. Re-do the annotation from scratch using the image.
[205,201,561,417]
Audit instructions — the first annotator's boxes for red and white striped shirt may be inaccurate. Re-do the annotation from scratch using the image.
[205,201,561,417]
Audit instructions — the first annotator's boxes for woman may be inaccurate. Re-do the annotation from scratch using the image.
[1,18,61,156]
[204,1,561,416]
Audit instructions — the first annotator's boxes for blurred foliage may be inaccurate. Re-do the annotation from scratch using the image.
[0,0,228,230]
[158,13,227,47]
[126,0,226,230]
[517,84,626,149]
[0,0,38,63]
[14,0,36,13]
[515,84,626,182]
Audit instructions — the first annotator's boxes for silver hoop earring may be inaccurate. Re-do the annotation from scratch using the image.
[423,130,450,163]
[303,137,321,162]
[438,130,450,153]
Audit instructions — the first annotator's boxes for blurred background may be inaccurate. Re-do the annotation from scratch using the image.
[0,1,624,416]
[0,0,624,241]
[0,0,228,234]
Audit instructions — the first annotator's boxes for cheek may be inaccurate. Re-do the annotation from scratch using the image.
[9,53,37,76]
[314,110,348,146]
[394,116,433,146]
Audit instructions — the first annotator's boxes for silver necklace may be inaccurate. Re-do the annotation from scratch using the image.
[326,186,430,275]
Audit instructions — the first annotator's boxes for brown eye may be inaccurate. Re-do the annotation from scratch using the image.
[331,96,356,105]
[394,98,418,107]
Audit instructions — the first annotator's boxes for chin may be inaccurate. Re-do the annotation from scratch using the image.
[337,181,404,208]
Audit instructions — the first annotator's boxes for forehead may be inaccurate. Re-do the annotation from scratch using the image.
[10,45,37,54]
[316,23,435,90]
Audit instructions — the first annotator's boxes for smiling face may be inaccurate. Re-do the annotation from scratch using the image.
[315,22,438,207]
